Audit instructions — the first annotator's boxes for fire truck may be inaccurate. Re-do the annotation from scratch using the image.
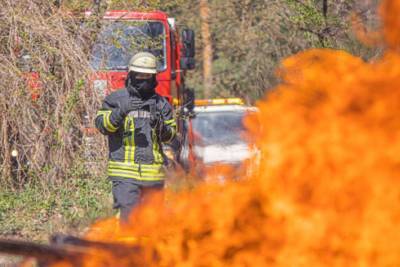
[88,10,195,101]
[84,10,196,164]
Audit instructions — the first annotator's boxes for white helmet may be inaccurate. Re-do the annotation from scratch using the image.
[128,52,157,74]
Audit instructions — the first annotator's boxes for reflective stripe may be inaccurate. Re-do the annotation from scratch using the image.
[123,116,135,163]
[152,129,163,164]
[108,168,165,177]
[164,118,177,143]
[130,117,135,162]
[109,165,161,175]
[107,169,165,181]
[105,112,118,132]
[165,119,176,126]
[123,119,129,162]
[97,110,118,132]
[165,127,176,143]
[96,111,108,116]
[108,160,165,181]
[108,161,163,171]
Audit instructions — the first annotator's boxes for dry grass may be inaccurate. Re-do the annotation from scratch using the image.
[0,0,106,189]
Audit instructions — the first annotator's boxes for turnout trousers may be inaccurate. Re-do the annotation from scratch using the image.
[111,179,164,223]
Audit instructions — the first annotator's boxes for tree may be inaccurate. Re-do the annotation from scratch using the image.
[199,0,213,98]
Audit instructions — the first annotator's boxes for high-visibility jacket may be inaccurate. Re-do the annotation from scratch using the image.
[95,89,176,185]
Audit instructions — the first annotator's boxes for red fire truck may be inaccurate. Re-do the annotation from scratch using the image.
[88,10,195,100]
[85,10,196,165]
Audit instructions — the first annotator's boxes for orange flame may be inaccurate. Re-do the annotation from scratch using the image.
[52,1,400,266]
[380,0,400,50]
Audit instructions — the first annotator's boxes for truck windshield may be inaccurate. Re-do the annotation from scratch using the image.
[192,111,247,146]
[90,21,166,71]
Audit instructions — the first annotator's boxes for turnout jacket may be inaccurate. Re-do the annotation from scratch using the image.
[95,89,176,184]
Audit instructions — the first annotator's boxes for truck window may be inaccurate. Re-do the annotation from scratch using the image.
[91,21,166,71]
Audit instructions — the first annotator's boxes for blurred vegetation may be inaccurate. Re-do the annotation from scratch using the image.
[0,173,112,241]
[0,0,381,241]
[190,0,380,100]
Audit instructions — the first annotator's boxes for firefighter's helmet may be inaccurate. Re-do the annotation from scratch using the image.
[128,52,157,74]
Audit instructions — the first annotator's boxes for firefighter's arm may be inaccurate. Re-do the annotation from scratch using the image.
[95,97,124,135]
[158,100,177,143]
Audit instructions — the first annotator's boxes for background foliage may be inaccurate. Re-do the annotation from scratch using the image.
[192,0,381,100]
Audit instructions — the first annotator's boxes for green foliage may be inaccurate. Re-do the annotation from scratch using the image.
[174,0,380,101]
[0,171,112,241]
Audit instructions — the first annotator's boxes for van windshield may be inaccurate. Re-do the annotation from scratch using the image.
[192,111,247,146]
[90,21,166,71]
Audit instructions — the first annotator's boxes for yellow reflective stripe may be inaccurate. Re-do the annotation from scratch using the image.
[165,127,176,143]
[107,170,164,181]
[124,127,129,162]
[108,169,164,178]
[108,164,162,172]
[104,112,118,132]
[152,129,163,164]
[97,110,118,132]
[96,111,108,116]
[108,161,162,170]
[130,117,135,162]
[123,117,135,163]
[124,146,130,164]
[108,174,164,181]
[165,119,176,125]
[108,161,163,170]
[108,167,164,176]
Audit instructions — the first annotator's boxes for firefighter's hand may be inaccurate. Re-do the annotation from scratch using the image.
[118,99,142,117]
[118,99,133,117]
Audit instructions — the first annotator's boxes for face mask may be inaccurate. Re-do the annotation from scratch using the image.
[136,77,157,93]
[127,72,158,98]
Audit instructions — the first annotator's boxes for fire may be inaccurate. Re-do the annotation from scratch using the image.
[51,0,400,266]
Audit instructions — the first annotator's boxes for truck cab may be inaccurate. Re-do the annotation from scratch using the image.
[83,10,196,163]
[88,10,194,101]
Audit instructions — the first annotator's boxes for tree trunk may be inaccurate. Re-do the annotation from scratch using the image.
[199,0,213,98]
[323,0,328,18]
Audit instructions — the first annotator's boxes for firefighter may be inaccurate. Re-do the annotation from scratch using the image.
[95,52,176,223]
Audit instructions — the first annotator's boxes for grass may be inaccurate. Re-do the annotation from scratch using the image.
[0,173,114,242]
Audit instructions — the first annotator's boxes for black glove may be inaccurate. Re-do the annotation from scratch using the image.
[118,98,142,118]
